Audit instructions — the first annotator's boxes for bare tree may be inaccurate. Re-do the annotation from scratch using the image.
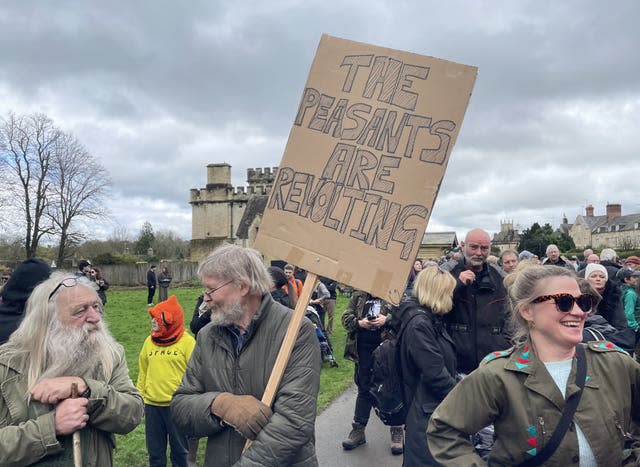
[0,113,59,258]
[47,132,111,265]
[0,112,111,261]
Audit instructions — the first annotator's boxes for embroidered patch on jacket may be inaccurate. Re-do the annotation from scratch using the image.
[590,341,626,353]
[481,349,511,364]
[514,345,531,370]
[525,425,537,456]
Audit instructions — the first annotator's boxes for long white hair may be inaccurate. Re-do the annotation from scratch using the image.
[2,272,121,392]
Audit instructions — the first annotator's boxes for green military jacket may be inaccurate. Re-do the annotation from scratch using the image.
[0,347,143,466]
[341,290,395,363]
[428,341,640,466]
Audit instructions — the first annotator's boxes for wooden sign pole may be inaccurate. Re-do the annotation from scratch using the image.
[244,272,317,452]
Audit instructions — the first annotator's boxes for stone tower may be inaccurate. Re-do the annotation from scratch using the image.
[189,164,277,261]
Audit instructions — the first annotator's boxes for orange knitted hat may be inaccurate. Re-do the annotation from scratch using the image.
[148,295,185,346]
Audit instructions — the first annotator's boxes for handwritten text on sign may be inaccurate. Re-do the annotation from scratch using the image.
[255,35,476,303]
[269,54,454,260]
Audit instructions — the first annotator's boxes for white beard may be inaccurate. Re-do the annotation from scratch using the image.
[40,319,109,380]
[210,299,245,327]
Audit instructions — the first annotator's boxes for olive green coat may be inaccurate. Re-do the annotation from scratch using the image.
[341,290,395,363]
[0,347,143,466]
[171,294,320,467]
[428,341,640,466]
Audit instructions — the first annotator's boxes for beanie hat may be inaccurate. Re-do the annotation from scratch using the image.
[585,263,608,282]
[518,250,534,261]
[78,260,91,271]
[624,256,640,267]
[617,267,640,282]
[0,259,52,315]
[148,295,185,346]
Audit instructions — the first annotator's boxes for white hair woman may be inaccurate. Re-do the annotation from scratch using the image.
[395,265,458,465]
[428,265,640,465]
[585,263,628,329]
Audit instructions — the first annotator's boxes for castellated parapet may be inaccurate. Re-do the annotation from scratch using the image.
[190,164,277,261]
[247,167,278,187]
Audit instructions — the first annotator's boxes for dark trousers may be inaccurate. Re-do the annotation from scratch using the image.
[353,339,378,425]
[403,398,437,466]
[145,404,188,467]
[147,285,156,304]
[159,287,168,302]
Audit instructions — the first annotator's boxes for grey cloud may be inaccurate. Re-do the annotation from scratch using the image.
[1,0,639,240]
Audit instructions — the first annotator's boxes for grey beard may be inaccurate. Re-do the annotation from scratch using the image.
[210,300,245,327]
[465,254,485,268]
[41,319,104,380]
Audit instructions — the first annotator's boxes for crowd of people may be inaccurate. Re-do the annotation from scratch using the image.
[1,236,640,465]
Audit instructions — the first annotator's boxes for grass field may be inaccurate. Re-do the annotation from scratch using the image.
[105,288,354,465]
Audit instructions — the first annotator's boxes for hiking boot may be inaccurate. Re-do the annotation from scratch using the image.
[390,426,404,455]
[342,422,366,450]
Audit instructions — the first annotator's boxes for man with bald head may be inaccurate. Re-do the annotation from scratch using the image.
[441,229,509,374]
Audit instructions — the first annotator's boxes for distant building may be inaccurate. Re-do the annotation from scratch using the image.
[558,214,572,237]
[418,232,459,260]
[189,164,276,262]
[492,220,520,252]
[569,203,640,249]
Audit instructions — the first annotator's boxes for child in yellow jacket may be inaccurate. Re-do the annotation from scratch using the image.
[137,295,195,467]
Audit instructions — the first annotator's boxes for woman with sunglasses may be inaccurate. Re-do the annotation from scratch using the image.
[428,265,640,465]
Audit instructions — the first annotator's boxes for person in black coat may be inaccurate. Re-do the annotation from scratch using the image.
[0,259,52,345]
[147,264,157,306]
[268,266,294,309]
[585,263,627,329]
[190,295,210,336]
[397,265,459,466]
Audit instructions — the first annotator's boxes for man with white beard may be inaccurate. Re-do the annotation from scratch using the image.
[0,273,143,465]
[171,244,321,467]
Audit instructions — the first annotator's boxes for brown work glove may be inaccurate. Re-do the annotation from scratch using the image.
[211,392,273,440]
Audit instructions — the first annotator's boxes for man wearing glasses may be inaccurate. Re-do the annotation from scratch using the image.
[0,274,143,465]
[171,244,321,467]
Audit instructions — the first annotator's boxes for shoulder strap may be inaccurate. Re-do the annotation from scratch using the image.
[397,309,424,339]
[584,327,605,342]
[517,344,587,467]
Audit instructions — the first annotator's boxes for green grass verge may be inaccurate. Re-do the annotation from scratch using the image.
[105,288,354,465]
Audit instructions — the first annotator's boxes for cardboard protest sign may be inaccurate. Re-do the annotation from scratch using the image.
[255,34,476,305]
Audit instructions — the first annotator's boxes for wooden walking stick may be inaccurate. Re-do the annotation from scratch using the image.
[243,272,317,452]
[70,383,82,467]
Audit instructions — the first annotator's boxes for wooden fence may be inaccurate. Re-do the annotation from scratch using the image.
[57,262,200,287]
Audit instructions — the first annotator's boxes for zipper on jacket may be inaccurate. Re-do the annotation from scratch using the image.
[537,417,546,450]
[615,418,633,445]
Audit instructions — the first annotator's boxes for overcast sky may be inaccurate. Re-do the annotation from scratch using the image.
[1,0,639,244]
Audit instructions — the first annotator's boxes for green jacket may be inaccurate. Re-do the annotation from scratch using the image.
[621,283,640,330]
[171,294,321,467]
[428,341,640,466]
[341,290,395,363]
[0,347,143,466]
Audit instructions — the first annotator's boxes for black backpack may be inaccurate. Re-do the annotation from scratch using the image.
[369,312,421,426]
